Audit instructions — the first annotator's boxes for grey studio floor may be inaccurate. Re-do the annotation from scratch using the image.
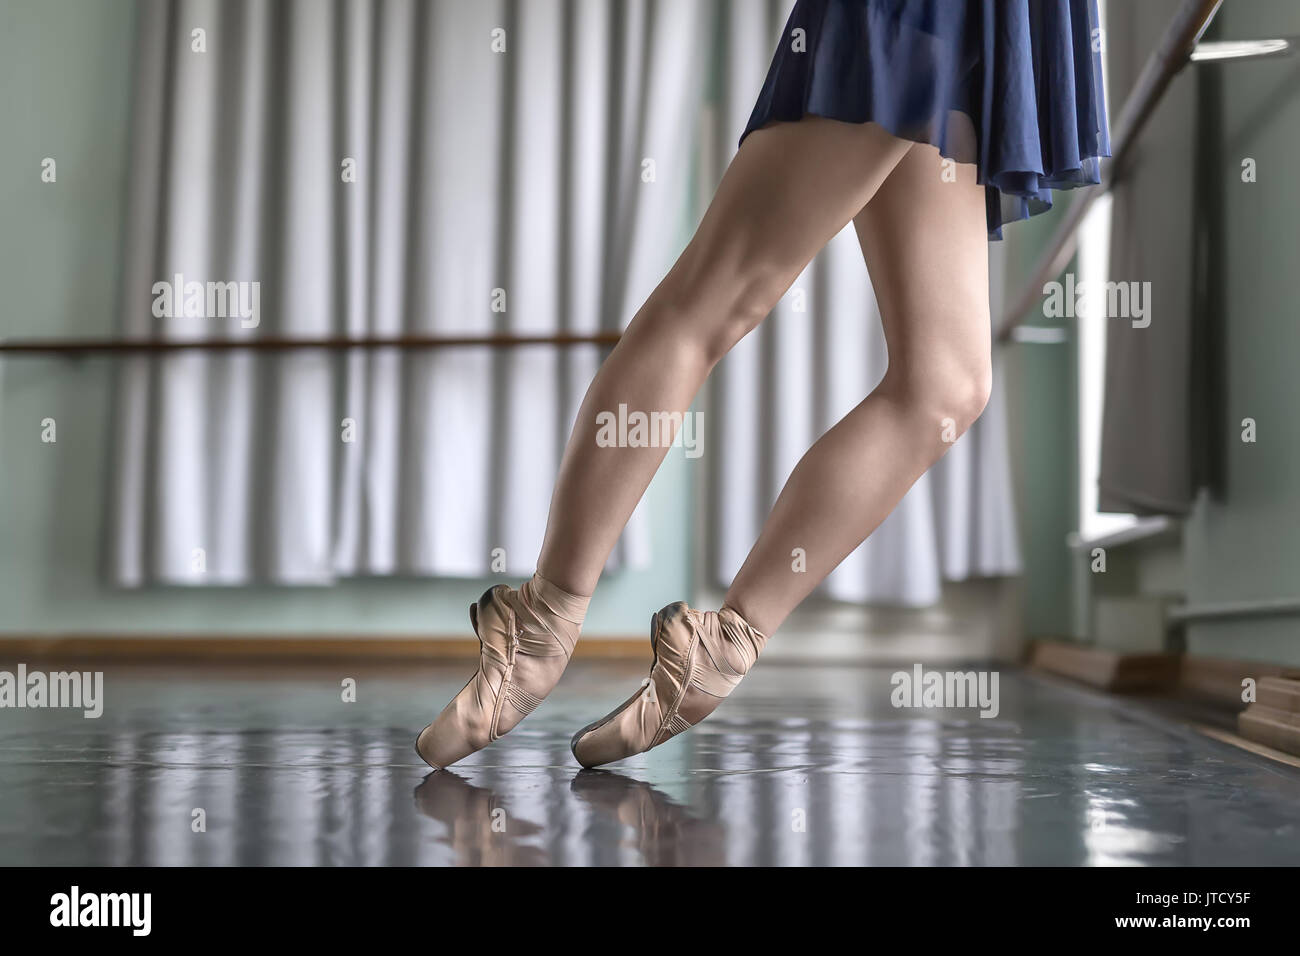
[2,660,1299,866]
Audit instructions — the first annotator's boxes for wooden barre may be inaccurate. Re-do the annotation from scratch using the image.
[0,331,624,356]
[995,0,1224,343]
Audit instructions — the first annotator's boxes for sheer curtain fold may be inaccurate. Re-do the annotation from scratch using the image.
[110,0,706,585]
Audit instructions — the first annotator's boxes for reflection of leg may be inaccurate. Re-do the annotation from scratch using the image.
[537,117,914,597]
[570,770,723,866]
[412,771,546,867]
[724,141,992,636]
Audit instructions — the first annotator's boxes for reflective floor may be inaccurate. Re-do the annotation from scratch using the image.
[1,660,1298,865]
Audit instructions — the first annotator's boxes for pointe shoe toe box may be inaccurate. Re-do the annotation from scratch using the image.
[569,602,705,768]
[416,672,498,769]
[417,577,585,771]
[570,683,664,769]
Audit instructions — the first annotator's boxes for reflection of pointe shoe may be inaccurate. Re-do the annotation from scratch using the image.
[570,769,723,866]
[571,769,684,830]
[416,573,588,770]
[570,601,767,769]
[412,769,489,823]
[413,771,546,866]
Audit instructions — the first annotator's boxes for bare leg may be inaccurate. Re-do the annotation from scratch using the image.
[568,132,992,770]
[420,118,915,771]
[536,118,913,596]
[724,140,992,636]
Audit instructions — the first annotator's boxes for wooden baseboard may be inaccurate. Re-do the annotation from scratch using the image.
[1027,639,1178,691]
[0,635,650,663]
[1195,723,1300,770]
[1237,677,1300,757]
[1029,640,1300,698]
[1031,640,1300,760]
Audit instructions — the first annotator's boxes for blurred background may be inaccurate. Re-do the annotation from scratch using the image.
[0,0,1298,675]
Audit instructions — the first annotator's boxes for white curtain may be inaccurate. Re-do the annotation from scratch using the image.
[709,0,1022,606]
[109,0,706,585]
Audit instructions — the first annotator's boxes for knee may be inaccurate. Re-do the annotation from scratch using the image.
[950,363,993,433]
[701,280,780,365]
[883,349,992,442]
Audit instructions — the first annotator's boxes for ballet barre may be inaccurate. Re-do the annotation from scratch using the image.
[0,331,624,356]
[7,0,1289,356]
[995,0,1295,343]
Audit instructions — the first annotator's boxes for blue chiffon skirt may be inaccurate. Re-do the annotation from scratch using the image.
[740,0,1111,239]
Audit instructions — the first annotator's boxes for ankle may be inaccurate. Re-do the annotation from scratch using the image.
[534,559,597,600]
[524,571,591,628]
[720,595,773,638]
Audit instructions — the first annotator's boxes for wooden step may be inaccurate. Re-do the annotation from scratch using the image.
[1177,657,1298,707]
[1237,677,1300,757]
[1028,639,1178,691]
[1256,675,1300,713]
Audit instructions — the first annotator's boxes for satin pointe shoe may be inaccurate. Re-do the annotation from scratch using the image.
[570,601,767,768]
[416,572,588,770]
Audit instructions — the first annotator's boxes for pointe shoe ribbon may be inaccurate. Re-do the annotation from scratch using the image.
[416,573,587,770]
[570,601,767,769]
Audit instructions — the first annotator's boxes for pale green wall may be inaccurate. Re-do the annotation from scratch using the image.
[1008,0,1300,666]
[1181,0,1300,665]
[0,0,692,637]
[1003,215,1080,641]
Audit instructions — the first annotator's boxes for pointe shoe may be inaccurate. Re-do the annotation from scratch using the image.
[416,573,588,770]
[570,601,767,769]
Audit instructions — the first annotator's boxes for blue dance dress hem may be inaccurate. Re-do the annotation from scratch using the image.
[739,0,1113,239]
